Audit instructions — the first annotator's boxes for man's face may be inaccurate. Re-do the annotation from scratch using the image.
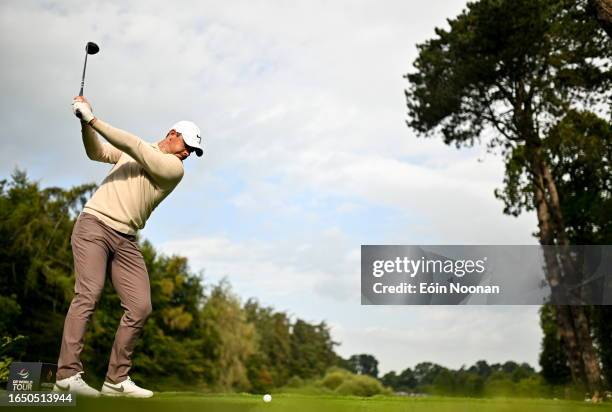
[164,130,195,160]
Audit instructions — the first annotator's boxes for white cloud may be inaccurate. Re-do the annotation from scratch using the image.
[159,226,360,303]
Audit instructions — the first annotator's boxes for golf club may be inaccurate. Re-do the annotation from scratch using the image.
[79,41,99,96]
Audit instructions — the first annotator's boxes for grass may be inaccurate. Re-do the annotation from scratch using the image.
[3,392,612,412]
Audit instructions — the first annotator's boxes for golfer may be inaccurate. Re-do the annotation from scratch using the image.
[54,96,203,397]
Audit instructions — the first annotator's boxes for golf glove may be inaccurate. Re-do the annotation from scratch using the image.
[72,101,94,123]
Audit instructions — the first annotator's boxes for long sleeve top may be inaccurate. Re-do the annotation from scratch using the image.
[81,119,184,235]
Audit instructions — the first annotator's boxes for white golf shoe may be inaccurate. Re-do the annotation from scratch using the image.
[100,376,153,398]
[53,371,100,397]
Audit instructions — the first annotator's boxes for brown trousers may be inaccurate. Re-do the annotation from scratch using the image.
[56,212,152,383]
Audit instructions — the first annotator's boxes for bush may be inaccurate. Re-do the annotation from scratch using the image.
[279,368,392,397]
[0,335,27,384]
[319,368,391,397]
[484,377,516,397]
[321,370,346,390]
[335,374,391,397]
[286,376,304,388]
[515,375,545,398]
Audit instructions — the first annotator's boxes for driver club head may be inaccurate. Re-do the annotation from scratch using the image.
[78,41,100,97]
[86,42,99,55]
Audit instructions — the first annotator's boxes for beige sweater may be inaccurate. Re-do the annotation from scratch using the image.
[81,119,184,235]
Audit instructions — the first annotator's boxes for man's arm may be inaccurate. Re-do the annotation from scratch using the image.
[90,119,184,188]
[81,122,122,164]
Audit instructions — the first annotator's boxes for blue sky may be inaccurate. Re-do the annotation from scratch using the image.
[0,0,542,374]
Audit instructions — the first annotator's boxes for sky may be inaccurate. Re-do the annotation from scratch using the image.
[0,0,542,374]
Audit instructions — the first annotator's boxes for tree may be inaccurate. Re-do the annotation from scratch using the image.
[380,371,398,389]
[347,354,379,378]
[588,0,612,37]
[455,368,485,397]
[243,299,292,391]
[468,360,492,379]
[381,367,423,392]
[502,109,612,390]
[592,306,612,387]
[199,281,257,391]
[413,362,445,387]
[288,319,338,379]
[540,304,572,386]
[0,170,95,365]
[397,367,418,391]
[542,111,612,390]
[432,368,456,395]
[499,111,612,243]
[405,0,611,397]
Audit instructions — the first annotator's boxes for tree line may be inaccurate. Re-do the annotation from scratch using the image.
[348,353,607,399]
[381,361,547,398]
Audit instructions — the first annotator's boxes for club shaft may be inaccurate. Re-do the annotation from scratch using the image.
[79,52,89,96]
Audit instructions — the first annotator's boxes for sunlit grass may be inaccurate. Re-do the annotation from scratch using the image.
[9,392,612,412]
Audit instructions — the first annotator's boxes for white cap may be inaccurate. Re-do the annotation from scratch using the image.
[170,120,203,157]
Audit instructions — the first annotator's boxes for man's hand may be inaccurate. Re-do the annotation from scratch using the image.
[72,96,95,123]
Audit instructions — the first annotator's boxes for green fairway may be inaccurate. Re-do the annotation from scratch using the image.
[6,393,612,412]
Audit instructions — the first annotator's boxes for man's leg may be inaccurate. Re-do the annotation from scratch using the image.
[56,214,110,380]
[105,237,152,384]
